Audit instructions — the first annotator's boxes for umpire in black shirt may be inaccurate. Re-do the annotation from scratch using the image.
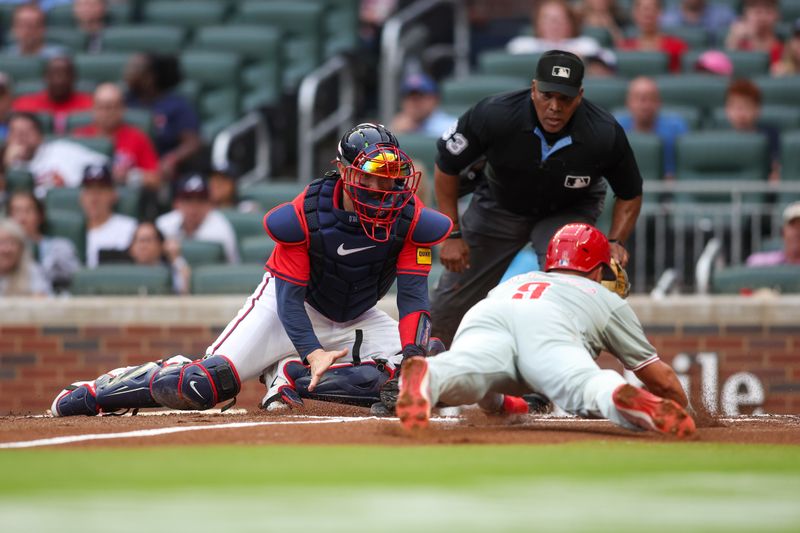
[431,50,643,345]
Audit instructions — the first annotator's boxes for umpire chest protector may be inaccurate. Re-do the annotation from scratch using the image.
[303,176,415,322]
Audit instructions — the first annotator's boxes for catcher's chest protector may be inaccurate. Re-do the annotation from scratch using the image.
[303,176,414,322]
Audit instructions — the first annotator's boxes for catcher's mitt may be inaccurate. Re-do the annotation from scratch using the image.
[601,258,631,298]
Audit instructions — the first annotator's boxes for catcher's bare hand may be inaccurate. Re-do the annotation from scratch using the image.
[440,238,470,273]
[610,241,629,267]
[306,347,348,391]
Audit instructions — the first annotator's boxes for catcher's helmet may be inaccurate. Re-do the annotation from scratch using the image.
[544,223,615,280]
[337,123,421,242]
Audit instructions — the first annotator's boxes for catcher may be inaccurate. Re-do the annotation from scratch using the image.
[391,223,695,438]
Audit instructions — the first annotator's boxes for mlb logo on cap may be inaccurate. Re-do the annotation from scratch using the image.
[536,50,584,98]
[552,66,571,78]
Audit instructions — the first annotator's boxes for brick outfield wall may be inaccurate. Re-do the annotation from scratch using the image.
[1,297,799,415]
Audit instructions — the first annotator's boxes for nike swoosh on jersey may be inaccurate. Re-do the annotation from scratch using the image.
[337,243,377,256]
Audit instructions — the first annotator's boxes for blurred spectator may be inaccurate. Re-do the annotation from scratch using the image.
[694,49,733,75]
[80,163,137,268]
[156,175,239,264]
[11,56,94,134]
[124,54,201,182]
[7,190,80,291]
[0,217,51,296]
[506,0,602,57]
[208,164,258,213]
[772,19,800,76]
[390,73,457,137]
[661,0,736,46]
[127,221,190,294]
[615,76,688,179]
[724,79,780,182]
[746,202,800,266]
[585,48,618,76]
[3,3,64,58]
[725,0,783,66]
[619,0,688,73]
[575,0,627,45]
[3,112,108,198]
[0,72,13,142]
[74,0,107,53]
[73,83,160,189]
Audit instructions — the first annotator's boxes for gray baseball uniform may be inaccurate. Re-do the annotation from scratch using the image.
[426,271,658,428]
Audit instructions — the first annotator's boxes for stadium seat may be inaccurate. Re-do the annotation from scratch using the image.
[233,1,325,90]
[754,75,800,106]
[0,55,44,81]
[582,77,628,112]
[47,2,132,26]
[660,105,703,130]
[396,133,439,183]
[439,74,524,116]
[682,50,770,77]
[709,105,800,132]
[71,265,173,296]
[616,51,670,77]
[240,235,276,264]
[142,1,230,32]
[477,51,540,80]
[581,26,613,47]
[75,53,132,84]
[318,0,360,57]
[46,27,86,52]
[116,186,141,218]
[238,182,304,211]
[181,240,226,267]
[220,210,266,244]
[626,131,663,185]
[781,0,800,21]
[180,51,242,137]
[103,25,188,55]
[5,169,34,192]
[665,26,709,49]
[45,188,80,214]
[44,208,85,260]
[780,130,800,203]
[711,265,800,294]
[191,264,266,295]
[655,74,728,115]
[675,131,768,202]
[67,136,115,158]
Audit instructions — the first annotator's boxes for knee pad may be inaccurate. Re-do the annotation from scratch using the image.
[291,362,390,407]
[150,355,241,410]
[95,362,163,412]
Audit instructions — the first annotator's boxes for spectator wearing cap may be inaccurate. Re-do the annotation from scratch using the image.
[726,0,783,67]
[661,0,736,46]
[80,163,137,268]
[390,73,457,137]
[615,76,689,179]
[3,112,108,198]
[3,3,65,58]
[724,79,780,182]
[156,175,239,264]
[746,202,800,267]
[694,50,733,76]
[208,164,259,213]
[619,0,688,73]
[430,50,644,345]
[127,221,191,294]
[506,0,602,57]
[74,0,108,53]
[772,19,800,76]
[0,72,13,142]
[11,56,94,134]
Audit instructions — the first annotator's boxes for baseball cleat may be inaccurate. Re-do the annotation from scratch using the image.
[501,395,530,415]
[612,384,696,438]
[396,356,431,430]
[261,386,304,412]
[51,381,99,417]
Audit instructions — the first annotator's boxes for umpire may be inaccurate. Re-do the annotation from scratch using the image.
[431,50,643,345]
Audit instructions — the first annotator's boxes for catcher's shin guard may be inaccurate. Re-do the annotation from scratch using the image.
[290,360,391,407]
[150,355,241,410]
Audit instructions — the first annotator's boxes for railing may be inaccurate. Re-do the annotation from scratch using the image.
[379,0,470,125]
[211,111,271,186]
[297,55,357,183]
[621,180,800,294]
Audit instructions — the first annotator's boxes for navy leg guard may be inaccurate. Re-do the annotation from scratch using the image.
[95,362,162,412]
[287,361,391,407]
[150,355,241,410]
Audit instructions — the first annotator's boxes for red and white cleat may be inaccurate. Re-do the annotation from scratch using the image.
[612,384,696,439]
[501,395,530,415]
[396,357,431,431]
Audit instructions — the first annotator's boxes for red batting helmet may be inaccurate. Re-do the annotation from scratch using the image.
[544,223,615,280]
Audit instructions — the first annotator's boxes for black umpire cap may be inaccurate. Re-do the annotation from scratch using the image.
[535,50,585,97]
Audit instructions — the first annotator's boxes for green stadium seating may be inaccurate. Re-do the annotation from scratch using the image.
[616,51,670,77]
[665,26,709,49]
[754,76,800,106]
[220,209,265,245]
[477,51,539,80]
[181,240,226,267]
[655,74,728,114]
[780,130,800,203]
[626,132,663,185]
[709,105,800,132]
[5,169,34,192]
[396,133,439,183]
[240,235,276,264]
[67,136,115,158]
[661,105,703,130]
[13,80,45,96]
[439,74,524,116]
[682,50,770,77]
[179,50,242,138]
[0,56,44,80]
[44,208,85,261]
[675,131,768,202]
[0,3,17,27]
[116,186,141,218]
[75,53,132,84]
[45,187,80,214]
[781,0,800,21]
[711,265,800,294]
[47,2,132,26]
[238,182,304,211]
[46,27,86,52]
[581,26,613,47]
[583,77,628,112]
[102,25,188,55]
[71,265,173,295]
[318,0,360,57]
[191,263,266,295]
[142,1,230,32]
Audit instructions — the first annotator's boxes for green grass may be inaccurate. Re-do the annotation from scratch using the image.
[1,442,799,532]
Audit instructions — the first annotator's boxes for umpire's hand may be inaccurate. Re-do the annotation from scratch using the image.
[609,242,629,268]
[440,238,470,272]
[306,348,348,391]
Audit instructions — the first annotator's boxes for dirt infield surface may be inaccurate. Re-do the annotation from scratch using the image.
[2,401,799,449]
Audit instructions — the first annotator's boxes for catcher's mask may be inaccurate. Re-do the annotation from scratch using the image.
[544,223,616,282]
[341,144,421,242]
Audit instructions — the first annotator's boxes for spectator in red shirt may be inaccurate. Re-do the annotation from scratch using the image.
[726,0,783,66]
[619,0,688,72]
[11,56,93,134]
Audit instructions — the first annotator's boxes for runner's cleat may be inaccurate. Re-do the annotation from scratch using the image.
[501,395,530,415]
[396,357,431,431]
[612,384,696,438]
[261,386,304,412]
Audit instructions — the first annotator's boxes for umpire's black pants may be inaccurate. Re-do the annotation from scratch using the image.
[430,189,603,346]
